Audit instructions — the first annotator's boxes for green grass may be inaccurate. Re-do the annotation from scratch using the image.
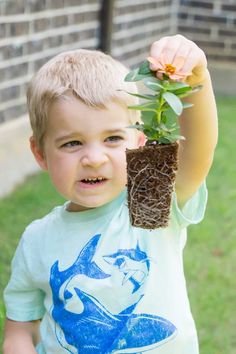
[0,96,235,353]
[185,96,236,354]
[0,173,65,347]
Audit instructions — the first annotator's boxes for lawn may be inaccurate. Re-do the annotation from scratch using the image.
[0,96,235,353]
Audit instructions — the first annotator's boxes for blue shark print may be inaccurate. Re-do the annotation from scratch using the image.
[103,245,151,293]
[50,234,177,353]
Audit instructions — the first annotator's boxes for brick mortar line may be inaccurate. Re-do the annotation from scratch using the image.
[0,22,96,69]
[0,96,26,111]
[113,21,170,40]
[0,75,32,91]
[113,7,169,24]
[180,30,236,44]
[0,20,99,47]
[179,4,236,17]
[122,53,152,67]
[116,0,161,6]
[0,4,100,24]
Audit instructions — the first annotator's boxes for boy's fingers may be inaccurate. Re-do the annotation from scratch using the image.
[150,35,191,65]
[172,44,192,67]
[149,37,173,68]
[181,47,207,75]
[151,36,182,64]
[179,49,199,74]
[162,40,183,64]
[150,37,169,59]
[150,35,207,83]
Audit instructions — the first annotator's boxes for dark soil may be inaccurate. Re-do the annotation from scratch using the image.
[126,143,179,229]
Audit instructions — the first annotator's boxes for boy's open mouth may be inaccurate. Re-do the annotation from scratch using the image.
[81,177,107,185]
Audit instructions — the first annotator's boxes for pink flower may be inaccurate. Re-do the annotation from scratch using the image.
[147,55,192,81]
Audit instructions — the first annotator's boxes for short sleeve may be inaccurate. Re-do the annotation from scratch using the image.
[4,235,45,322]
[171,181,208,229]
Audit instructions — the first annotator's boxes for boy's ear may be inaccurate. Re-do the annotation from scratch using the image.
[138,132,146,147]
[30,136,48,171]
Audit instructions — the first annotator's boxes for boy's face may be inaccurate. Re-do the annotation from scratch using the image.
[32,96,144,211]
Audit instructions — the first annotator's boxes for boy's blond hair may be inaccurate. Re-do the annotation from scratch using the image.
[27,49,140,150]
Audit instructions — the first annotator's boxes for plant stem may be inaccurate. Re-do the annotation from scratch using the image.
[156,89,165,125]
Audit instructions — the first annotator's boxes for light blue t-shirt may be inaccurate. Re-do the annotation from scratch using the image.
[4,184,207,354]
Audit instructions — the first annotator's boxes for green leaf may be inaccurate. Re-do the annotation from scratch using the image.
[164,81,189,91]
[182,102,193,109]
[142,110,156,118]
[159,123,172,132]
[191,85,203,94]
[141,110,156,123]
[172,86,192,95]
[127,124,144,131]
[138,60,152,75]
[124,91,157,101]
[125,70,152,82]
[163,92,183,115]
[174,90,194,99]
[143,129,160,140]
[128,101,157,112]
[161,134,185,143]
[172,134,185,141]
[127,124,141,129]
[143,77,164,91]
[125,68,139,82]
[128,107,156,112]
[158,136,172,144]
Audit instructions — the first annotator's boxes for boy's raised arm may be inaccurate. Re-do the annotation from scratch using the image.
[3,319,40,354]
[150,35,218,205]
[176,70,218,204]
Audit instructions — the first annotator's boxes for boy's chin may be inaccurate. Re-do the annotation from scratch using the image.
[66,191,124,212]
[66,199,107,212]
[66,201,95,212]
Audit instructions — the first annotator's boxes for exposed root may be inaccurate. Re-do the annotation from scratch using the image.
[126,143,179,229]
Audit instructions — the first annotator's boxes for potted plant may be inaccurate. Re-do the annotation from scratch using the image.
[124,57,201,229]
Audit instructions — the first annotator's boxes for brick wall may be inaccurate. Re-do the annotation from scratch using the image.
[0,0,102,124]
[177,0,236,65]
[0,0,177,126]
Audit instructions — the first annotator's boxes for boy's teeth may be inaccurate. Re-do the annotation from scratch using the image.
[88,178,102,181]
[83,177,105,182]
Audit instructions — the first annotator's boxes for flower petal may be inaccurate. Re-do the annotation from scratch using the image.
[147,56,164,71]
[168,73,185,81]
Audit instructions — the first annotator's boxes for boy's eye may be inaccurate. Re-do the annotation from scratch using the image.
[106,136,123,143]
[61,140,82,148]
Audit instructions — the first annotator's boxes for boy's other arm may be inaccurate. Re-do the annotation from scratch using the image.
[3,318,40,354]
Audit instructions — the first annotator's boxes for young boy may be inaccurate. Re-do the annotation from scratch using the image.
[3,34,218,354]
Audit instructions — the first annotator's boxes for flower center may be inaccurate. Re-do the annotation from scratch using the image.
[165,64,176,75]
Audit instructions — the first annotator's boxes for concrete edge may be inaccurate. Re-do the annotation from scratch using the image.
[0,115,40,198]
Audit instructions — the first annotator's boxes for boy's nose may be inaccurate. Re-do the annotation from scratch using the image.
[80,146,108,168]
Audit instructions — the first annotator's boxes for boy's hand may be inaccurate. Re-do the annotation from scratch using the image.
[149,34,207,86]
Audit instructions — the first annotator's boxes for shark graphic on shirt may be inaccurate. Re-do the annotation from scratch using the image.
[103,245,151,293]
[50,234,177,353]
